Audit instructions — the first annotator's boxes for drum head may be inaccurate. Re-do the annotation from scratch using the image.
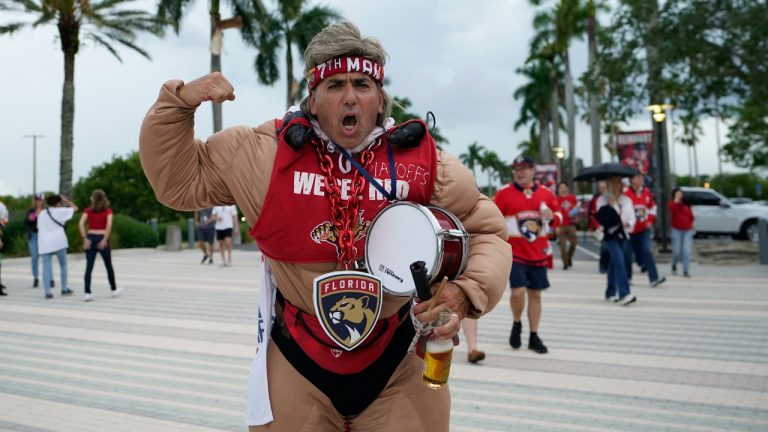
[366,203,440,296]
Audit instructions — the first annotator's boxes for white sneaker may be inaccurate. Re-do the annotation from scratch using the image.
[84,293,94,302]
[618,294,637,306]
[111,287,124,298]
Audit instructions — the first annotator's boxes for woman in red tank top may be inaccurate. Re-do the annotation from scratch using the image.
[78,189,121,301]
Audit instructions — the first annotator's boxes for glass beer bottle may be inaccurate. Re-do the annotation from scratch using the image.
[422,338,453,389]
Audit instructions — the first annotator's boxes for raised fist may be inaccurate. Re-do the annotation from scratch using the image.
[178,72,236,106]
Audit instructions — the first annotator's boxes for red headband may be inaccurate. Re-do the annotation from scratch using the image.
[307,56,384,90]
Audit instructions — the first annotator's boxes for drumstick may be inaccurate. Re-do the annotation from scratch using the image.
[410,261,431,301]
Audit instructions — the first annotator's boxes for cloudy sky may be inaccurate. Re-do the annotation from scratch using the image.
[0,0,736,196]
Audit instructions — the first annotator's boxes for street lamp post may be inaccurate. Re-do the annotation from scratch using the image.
[553,146,566,184]
[646,104,673,253]
[24,134,45,196]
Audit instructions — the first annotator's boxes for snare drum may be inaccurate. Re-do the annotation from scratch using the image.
[365,202,469,296]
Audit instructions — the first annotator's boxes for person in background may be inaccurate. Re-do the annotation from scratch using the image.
[79,189,122,302]
[556,182,578,270]
[212,205,237,267]
[495,155,562,354]
[195,207,216,264]
[26,194,46,288]
[0,198,8,295]
[462,318,485,364]
[668,188,695,277]
[595,176,636,305]
[625,173,666,287]
[589,181,610,273]
[38,194,78,299]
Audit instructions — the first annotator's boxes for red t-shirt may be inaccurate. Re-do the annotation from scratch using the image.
[668,201,695,230]
[84,207,112,230]
[625,186,656,233]
[557,194,578,226]
[494,182,561,267]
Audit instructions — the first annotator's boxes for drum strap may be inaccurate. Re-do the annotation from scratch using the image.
[272,296,415,417]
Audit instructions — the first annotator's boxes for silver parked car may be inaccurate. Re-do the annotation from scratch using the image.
[681,187,768,241]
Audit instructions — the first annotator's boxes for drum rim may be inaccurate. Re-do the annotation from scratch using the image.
[365,201,443,296]
[427,205,470,280]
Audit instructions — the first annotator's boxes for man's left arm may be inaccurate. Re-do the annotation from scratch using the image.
[425,151,512,319]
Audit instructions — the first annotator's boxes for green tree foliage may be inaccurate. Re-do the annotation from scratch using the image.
[459,142,483,178]
[73,152,189,222]
[1,0,163,196]
[252,0,340,108]
[591,0,767,170]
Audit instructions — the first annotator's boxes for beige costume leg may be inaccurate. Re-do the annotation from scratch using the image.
[250,341,451,432]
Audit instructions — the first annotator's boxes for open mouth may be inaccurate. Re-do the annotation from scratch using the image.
[342,115,358,132]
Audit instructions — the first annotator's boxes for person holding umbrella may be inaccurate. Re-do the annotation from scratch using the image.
[595,176,637,305]
[575,163,639,305]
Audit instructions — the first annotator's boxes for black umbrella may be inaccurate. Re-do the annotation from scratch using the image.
[573,163,638,182]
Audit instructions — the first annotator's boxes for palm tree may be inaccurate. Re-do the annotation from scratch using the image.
[253,0,340,109]
[1,0,163,196]
[514,60,555,161]
[459,142,483,178]
[585,0,609,166]
[479,149,504,192]
[530,0,588,179]
[156,0,266,132]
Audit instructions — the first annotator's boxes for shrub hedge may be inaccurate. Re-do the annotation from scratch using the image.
[0,213,158,257]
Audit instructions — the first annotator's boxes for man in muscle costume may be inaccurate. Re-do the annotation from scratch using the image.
[140,21,511,432]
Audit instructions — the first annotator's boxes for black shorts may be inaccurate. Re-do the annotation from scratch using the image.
[198,227,215,244]
[510,263,550,290]
[216,228,233,241]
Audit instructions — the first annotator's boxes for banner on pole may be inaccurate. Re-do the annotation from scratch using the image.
[616,130,654,181]
[535,163,558,191]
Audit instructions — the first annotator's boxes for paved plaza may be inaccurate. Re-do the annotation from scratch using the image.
[0,246,767,431]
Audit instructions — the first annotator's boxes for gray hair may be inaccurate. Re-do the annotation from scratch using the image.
[299,21,393,126]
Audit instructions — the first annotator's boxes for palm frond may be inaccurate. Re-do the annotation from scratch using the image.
[155,0,192,34]
[86,32,123,62]
[291,5,340,52]
[0,22,27,34]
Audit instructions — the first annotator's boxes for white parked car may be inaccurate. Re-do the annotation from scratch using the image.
[681,187,768,241]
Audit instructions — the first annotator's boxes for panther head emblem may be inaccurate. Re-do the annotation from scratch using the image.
[328,295,376,345]
[520,219,541,243]
[310,210,371,251]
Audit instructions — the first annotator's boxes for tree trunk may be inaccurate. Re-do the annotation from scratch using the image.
[564,54,576,184]
[546,68,559,164]
[285,33,295,109]
[210,10,223,133]
[59,49,75,197]
[692,143,699,186]
[539,113,551,162]
[587,2,601,166]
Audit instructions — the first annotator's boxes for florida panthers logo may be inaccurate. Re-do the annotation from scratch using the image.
[519,218,542,243]
[310,210,372,252]
[313,271,383,351]
[329,296,376,345]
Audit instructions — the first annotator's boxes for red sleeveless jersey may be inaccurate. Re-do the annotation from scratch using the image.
[494,182,561,267]
[250,120,438,263]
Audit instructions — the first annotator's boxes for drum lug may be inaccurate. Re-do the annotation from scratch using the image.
[441,229,468,239]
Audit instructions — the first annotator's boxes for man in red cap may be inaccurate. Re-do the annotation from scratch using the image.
[494,155,562,354]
